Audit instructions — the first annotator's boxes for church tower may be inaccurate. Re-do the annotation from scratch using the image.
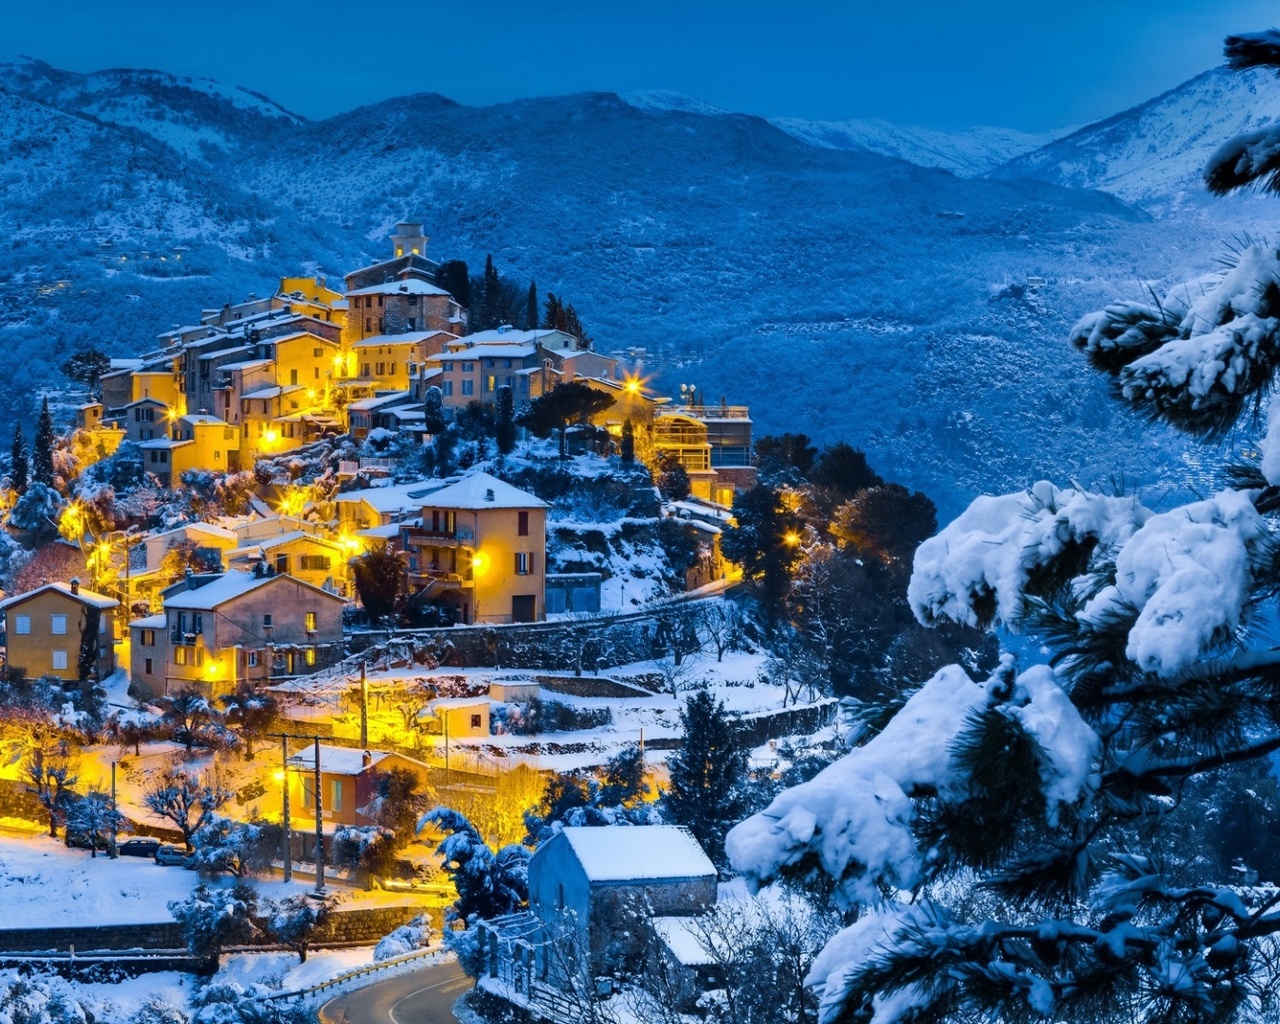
[390,222,429,258]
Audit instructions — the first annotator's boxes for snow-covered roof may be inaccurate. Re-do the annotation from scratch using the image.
[198,345,252,361]
[462,328,566,346]
[139,438,193,450]
[162,570,274,610]
[228,531,342,557]
[423,472,548,510]
[240,384,304,400]
[129,613,168,629]
[357,523,406,539]
[557,826,715,883]
[219,358,273,373]
[422,697,490,714]
[0,581,120,612]
[179,414,232,427]
[347,391,411,412]
[351,331,453,349]
[346,279,450,298]
[335,480,448,514]
[287,745,393,776]
[433,345,537,362]
[651,917,715,966]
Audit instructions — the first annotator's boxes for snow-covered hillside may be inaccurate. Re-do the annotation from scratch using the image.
[994,66,1280,206]
[623,90,1069,176]
[0,59,1271,513]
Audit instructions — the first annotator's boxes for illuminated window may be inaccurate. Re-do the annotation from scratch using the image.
[51,650,68,671]
[515,552,532,575]
[141,629,155,646]
[50,614,67,635]
[175,646,188,666]
[331,779,343,811]
[248,651,258,667]
[305,648,317,667]
[305,611,317,631]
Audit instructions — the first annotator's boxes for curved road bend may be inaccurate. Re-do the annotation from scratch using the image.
[318,960,470,1024]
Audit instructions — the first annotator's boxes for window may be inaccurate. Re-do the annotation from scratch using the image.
[290,369,298,386]
[141,629,155,646]
[305,648,317,667]
[51,650,68,671]
[376,362,386,376]
[313,348,322,358]
[515,551,532,575]
[362,363,371,377]
[302,776,315,808]
[13,615,30,635]
[365,318,372,332]
[518,511,530,536]
[214,450,221,461]
[274,554,289,574]
[314,366,320,379]
[503,359,512,369]
[462,362,474,373]
[461,380,474,396]
[486,375,496,393]
[331,779,344,811]
[263,614,273,629]
[191,613,203,634]
[248,651,259,667]
[144,657,153,674]
[470,714,482,729]
[442,380,453,397]
[50,614,67,636]
[305,611,317,632]
[175,646,188,666]
[390,363,396,375]
[300,556,331,572]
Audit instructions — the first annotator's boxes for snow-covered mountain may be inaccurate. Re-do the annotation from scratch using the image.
[623,90,1069,177]
[0,59,1267,512]
[994,66,1280,206]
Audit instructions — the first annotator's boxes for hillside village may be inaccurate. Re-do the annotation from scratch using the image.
[0,220,864,1022]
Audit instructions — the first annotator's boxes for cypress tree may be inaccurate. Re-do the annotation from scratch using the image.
[525,281,538,331]
[32,398,55,487]
[10,424,28,495]
[423,386,447,436]
[542,292,563,331]
[620,418,635,464]
[663,690,747,866]
[478,254,501,330]
[495,385,516,456]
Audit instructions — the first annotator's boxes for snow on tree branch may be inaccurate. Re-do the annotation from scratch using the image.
[725,660,1098,907]
[906,481,1149,631]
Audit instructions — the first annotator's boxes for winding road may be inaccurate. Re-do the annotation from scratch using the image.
[318,960,471,1024]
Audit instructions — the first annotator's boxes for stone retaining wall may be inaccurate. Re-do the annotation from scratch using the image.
[0,902,428,954]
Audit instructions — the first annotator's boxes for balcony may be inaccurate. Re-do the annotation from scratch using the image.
[412,525,476,543]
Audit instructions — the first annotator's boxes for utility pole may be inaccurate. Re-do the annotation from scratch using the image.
[280,735,291,882]
[109,761,118,859]
[313,737,325,894]
[359,661,368,749]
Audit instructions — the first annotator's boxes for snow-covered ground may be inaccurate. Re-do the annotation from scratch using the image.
[0,833,406,926]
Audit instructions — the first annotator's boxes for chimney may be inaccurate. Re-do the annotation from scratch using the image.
[485,488,495,502]
[69,578,80,595]
[362,751,373,769]
[185,567,198,590]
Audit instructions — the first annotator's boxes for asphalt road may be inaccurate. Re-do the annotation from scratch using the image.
[318,960,471,1024]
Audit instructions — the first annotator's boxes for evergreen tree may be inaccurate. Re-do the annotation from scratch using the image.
[525,280,538,331]
[516,380,614,459]
[542,292,564,331]
[423,385,447,435]
[77,606,101,683]
[664,690,747,867]
[477,254,502,330]
[720,483,804,622]
[9,424,27,495]
[752,432,818,482]
[495,384,516,455]
[352,547,405,621]
[436,259,471,309]
[542,292,592,347]
[620,418,635,464]
[32,398,54,487]
[728,33,1280,1022]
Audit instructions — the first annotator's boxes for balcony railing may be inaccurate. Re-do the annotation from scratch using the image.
[412,525,476,542]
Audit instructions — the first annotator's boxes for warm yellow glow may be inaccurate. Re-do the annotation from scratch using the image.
[263,428,279,444]
[471,551,489,577]
[273,770,285,782]
[204,660,221,680]
[58,503,85,543]
[622,371,650,397]
[783,530,801,547]
[338,531,364,555]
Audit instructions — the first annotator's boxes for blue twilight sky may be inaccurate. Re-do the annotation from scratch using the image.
[5,1,1279,131]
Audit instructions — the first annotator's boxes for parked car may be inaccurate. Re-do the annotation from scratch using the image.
[64,830,108,852]
[117,838,161,858]
[154,844,194,867]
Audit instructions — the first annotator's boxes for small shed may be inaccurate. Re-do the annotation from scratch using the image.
[527,826,716,974]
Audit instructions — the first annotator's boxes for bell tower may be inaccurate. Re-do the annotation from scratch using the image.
[390,221,428,258]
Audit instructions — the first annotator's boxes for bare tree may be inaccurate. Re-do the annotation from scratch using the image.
[143,765,231,850]
[694,600,743,663]
[24,737,78,838]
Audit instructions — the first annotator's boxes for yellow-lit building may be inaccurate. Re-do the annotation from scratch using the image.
[0,580,118,683]
[399,472,548,624]
[130,570,345,700]
[352,330,456,391]
[225,531,351,596]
